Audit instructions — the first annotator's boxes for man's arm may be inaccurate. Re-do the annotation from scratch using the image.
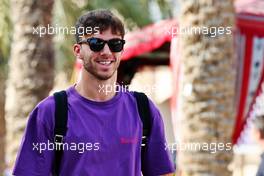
[13,98,55,175]
[141,98,176,175]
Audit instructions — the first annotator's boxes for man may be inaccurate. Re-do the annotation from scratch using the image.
[253,114,264,176]
[13,9,175,176]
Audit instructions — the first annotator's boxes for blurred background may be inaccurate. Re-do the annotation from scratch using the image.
[0,0,264,175]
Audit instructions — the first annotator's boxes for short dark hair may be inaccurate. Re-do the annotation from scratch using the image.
[75,9,125,43]
[253,115,264,138]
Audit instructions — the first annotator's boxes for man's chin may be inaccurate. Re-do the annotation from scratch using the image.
[94,71,116,81]
[84,66,117,81]
[96,74,113,80]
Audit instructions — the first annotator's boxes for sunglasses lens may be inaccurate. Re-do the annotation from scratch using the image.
[88,38,105,52]
[85,38,125,52]
[108,39,125,52]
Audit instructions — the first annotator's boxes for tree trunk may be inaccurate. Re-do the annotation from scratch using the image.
[5,0,55,169]
[178,0,236,175]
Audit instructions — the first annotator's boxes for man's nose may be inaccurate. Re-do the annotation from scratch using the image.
[100,43,112,55]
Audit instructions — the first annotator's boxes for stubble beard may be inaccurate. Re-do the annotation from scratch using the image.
[83,59,119,81]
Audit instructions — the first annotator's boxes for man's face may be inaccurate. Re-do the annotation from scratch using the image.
[75,29,123,80]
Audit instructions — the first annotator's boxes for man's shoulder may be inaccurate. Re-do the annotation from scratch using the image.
[31,94,57,123]
[121,90,152,107]
[37,88,71,110]
[25,94,57,132]
[123,90,160,119]
[37,94,55,110]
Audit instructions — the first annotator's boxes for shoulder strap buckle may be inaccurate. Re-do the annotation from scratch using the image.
[54,134,64,144]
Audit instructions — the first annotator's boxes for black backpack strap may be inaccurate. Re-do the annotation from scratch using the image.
[53,90,68,176]
[133,91,151,174]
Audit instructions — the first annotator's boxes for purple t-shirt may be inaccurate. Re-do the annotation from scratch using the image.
[13,86,175,176]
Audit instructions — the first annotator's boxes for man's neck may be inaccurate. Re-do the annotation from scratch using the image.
[75,69,117,102]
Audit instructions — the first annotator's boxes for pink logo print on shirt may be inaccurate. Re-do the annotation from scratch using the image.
[120,137,138,144]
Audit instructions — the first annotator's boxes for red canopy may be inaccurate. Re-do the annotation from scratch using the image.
[122,19,178,60]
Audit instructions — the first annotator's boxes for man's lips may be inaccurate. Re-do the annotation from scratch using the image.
[97,61,112,65]
[95,59,115,66]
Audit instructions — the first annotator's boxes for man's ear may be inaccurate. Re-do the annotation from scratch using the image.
[256,130,261,140]
[73,44,83,60]
[253,128,263,140]
[260,130,264,139]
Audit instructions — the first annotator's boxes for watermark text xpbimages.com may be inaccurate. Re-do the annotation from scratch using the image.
[32,140,100,154]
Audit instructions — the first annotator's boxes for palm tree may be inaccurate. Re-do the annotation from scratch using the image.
[5,0,55,169]
[177,0,236,175]
[0,0,12,173]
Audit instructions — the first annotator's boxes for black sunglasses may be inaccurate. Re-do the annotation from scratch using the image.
[78,37,125,52]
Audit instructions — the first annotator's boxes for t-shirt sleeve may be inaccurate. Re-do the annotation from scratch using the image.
[142,99,175,176]
[13,97,55,176]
